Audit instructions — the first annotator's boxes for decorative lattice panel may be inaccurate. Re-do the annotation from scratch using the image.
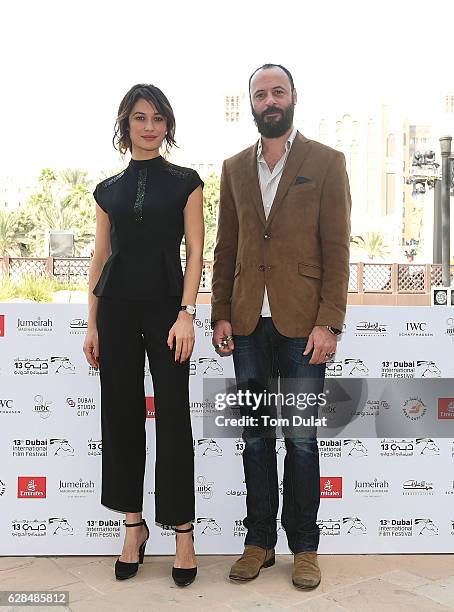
[397,265,425,293]
[363,264,392,293]
[9,259,48,283]
[348,263,358,292]
[53,258,90,284]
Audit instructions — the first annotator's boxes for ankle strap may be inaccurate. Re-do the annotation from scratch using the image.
[174,524,194,533]
[125,519,146,528]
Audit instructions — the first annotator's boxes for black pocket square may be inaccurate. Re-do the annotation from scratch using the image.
[295,176,311,184]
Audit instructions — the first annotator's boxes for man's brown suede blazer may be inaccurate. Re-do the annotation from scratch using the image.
[211,131,351,338]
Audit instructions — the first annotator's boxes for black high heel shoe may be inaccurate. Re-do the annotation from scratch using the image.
[115,519,149,580]
[172,524,197,587]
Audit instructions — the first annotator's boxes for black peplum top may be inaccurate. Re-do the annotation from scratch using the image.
[92,155,203,300]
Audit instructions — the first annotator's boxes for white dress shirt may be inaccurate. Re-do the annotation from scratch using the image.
[256,126,298,317]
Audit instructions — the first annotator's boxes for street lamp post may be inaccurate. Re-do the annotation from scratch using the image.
[439,136,452,287]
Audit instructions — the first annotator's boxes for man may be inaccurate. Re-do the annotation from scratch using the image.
[211,64,351,589]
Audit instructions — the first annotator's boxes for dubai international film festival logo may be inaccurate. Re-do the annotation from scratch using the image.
[196,517,222,536]
[17,476,47,499]
[49,517,74,536]
[416,438,440,456]
[326,359,370,378]
[197,439,222,457]
[402,397,427,421]
[343,517,367,535]
[317,518,341,536]
[49,439,75,457]
[344,439,368,457]
[51,356,76,375]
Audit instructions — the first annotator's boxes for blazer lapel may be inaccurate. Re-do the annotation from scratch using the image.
[265,132,311,228]
[245,142,266,226]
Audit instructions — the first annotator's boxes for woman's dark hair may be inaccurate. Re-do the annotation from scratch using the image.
[113,84,176,156]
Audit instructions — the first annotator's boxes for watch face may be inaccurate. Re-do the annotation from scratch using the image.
[186,305,196,315]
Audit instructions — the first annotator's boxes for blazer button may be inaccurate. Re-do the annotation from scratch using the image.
[258,265,266,271]
[264,233,271,239]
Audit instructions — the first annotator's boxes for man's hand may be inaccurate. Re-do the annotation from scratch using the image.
[212,320,235,356]
[303,326,337,365]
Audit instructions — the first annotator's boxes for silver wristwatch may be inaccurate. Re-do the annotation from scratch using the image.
[180,305,196,316]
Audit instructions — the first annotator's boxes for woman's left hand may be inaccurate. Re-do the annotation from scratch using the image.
[167,311,195,362]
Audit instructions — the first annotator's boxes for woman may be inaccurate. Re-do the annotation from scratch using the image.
[83,83,204,587]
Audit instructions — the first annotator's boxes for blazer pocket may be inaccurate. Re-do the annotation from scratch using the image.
[298,262,322,279]
[234,262,241,278]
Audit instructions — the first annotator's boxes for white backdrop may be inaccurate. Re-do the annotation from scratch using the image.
[1,304,453,555]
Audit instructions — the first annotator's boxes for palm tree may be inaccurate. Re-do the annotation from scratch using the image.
[0,209,26,256]
[352,232,391,261]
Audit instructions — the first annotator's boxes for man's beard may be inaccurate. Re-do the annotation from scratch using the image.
[253,102,295,138]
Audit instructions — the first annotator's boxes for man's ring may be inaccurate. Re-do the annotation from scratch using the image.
[325,352,335,359]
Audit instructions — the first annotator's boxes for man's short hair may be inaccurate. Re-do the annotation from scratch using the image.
[248,64,295,95]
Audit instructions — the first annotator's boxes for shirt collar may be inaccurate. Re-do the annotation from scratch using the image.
[257,125,298,159]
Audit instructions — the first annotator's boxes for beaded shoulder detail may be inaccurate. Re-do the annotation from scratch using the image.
[163,162,192,180]
[99,169,127,190]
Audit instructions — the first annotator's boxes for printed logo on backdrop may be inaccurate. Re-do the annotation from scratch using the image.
[326,359,370,378]
[49,517,74,536]
[59,478,95,499]
[145,396,155,419]
[33,395,52,419]
[438,399,454,420]
[198,357,224,376]
[451,520,454,536]
[69,318,88,335]
[402,479,434,495]
[0,479,6,496]
[87,438,102,457]
[0,314,5,337]
[196,517,222,536]
[446,317,454,340]
[319,439,341,459]
[17,316,53,336]
[351,400,390,418]
[11,519,47,537]
[159,525,176,537]
[233,438,245,456]
[14,356,77,376]
[381,360,441,378]
[196,476,214,500]
[86,519,121,538]
[343,517,367,535]
[12,439,48,458]
[320,477,343,499]
[354,478,390,497]
[190,399,216,418]
[318,518,341,536]
[197,439,222,457]
[344,439,368,457]
[233,519,247,538]
[226,480,246,497]
[380,438,414,457]
[49,439,75,456]
[66,397,96,417]
[17,477,46,499]
[0,398,19,415]
[402,397,427,421]
[379,518,439,537]
[399,322,433,338]
[355,321,388,337]
[193,317,213,337]
[88,366,99,377]
[416,438,440,455]
[444,481,454,496]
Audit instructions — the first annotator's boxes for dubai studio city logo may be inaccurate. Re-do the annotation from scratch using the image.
[66,396,96,417]
[402,397,427,421]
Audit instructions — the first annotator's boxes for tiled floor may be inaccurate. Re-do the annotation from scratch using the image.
[1,554,454,611]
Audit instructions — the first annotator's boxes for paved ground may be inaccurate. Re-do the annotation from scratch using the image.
[1,554,454,611]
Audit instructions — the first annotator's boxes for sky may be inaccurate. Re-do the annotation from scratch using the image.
[2,0,454,178]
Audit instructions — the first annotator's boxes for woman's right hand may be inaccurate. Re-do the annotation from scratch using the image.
[83,326,100,369]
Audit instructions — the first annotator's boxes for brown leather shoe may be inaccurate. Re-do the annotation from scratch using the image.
[292,552,321,589]
[229,545,275,581]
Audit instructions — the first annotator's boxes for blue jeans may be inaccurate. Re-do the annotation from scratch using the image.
[232,317,326,553]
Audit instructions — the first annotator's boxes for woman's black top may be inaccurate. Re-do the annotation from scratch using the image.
[92,156,203,300]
